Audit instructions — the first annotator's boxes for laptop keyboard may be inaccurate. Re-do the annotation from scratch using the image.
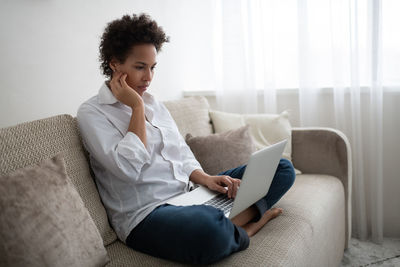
[204,194,234,214]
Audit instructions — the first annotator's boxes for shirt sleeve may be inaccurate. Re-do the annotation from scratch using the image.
[177,132,203,176]
[77,103,151,182]
[158,102,203,177]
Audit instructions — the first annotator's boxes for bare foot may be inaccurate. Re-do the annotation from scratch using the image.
[258,207,283,225]
[242,207,283,237]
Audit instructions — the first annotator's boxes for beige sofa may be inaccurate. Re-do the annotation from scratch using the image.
[0,96,351,266]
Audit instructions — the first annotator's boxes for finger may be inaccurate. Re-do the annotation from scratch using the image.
[232,178,240,198]
[213,183,228,194]
[227,177,236,199]
[115,72,125,87]
[222,176,233,198]
[111,70,122,82]
[120,73,129,89]
[110,72,122,91]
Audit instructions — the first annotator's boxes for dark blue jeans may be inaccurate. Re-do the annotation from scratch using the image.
[126,159,295,264]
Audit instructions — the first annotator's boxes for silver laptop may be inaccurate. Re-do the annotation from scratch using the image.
[165,139,287,219]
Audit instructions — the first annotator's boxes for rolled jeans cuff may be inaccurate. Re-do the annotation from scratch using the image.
[252,198,269,222]
[234,225,250,251]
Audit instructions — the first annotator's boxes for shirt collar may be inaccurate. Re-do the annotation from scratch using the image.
[97,82,155,105]
[98,82,118,105]
[143,93,155,122]
[97,82,156,121]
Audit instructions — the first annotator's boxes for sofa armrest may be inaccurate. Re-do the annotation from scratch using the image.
[292,127,352,248]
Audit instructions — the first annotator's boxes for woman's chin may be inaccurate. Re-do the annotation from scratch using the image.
[136,87,148,96]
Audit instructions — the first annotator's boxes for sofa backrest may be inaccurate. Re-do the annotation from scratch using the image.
[0,115,117,246]
[163,96,213,137]
[0,96,212,247]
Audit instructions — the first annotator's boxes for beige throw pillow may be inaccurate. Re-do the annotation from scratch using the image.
[210,110,301,175]
[163,96,213,137]
[0,155,109,267]
[210,110,293,160]
[186,125,256,175]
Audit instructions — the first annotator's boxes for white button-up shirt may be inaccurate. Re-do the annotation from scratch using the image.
[77,83,202,242]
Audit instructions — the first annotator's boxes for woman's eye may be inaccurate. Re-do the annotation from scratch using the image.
[151,66,156,71]
[135,66,144,70]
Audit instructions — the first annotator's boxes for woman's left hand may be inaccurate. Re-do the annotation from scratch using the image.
[206,175,241,199]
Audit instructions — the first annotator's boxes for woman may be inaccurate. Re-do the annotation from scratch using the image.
[77,13,295,264]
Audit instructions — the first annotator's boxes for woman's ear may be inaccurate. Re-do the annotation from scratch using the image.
[109,58,119,72]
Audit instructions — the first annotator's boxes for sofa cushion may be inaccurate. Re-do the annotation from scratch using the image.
[215,174,346,266]
[105,240,176,267]
[185,125,256,175]
[0,154,109,267]
[210,110,302,175]
[0,115,117,246]
[209,110,292,161]
[163,96,213,137]
[104,174,345,266]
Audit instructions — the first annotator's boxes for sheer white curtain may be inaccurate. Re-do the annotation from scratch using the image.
[213,0,259,113]
[297,0,384,243]
[213,0,399,243]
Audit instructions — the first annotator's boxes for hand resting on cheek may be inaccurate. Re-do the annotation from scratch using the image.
[109,72,144,110]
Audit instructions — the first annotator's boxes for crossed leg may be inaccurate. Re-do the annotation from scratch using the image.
[218,158,295,237]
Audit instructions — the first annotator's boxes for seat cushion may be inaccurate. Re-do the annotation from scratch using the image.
[0,115,117,246]
[105,240,177,267]
[105,174,345,266]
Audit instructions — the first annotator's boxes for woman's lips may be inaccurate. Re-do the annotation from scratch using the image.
[137,86,148,91]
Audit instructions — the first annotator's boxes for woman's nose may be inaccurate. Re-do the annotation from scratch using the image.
[143,68,152,81]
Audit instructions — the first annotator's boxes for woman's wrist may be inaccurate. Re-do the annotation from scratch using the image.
[130,102,145,113]
[189,169,211,187]
[127,103,147,147]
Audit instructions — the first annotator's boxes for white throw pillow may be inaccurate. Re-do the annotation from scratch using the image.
[209,110,298,173]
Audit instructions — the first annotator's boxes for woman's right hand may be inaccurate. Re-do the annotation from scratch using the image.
[109,71,144,110]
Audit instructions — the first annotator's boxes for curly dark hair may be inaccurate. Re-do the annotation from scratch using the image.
[99,13,169,79]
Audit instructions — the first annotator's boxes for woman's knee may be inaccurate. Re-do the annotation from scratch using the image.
[278,158,296,188]
[188,207,236,263]
[192,207,231,245]
[136,205,234,264]
[218,164,247,178]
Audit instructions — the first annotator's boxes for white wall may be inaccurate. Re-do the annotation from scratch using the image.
[0,0,216,128]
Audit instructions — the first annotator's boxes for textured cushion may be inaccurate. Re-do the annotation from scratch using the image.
[214,174,346,266]
[185,125,256,175]
[210,110,302,175]
[105,241,177,267]
[163,96,213,137]
[209,110,292,161]
[0,155,109,267]
[0,115,117,246]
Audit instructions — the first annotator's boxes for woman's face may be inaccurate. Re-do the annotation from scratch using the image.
[112,44,157,96]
